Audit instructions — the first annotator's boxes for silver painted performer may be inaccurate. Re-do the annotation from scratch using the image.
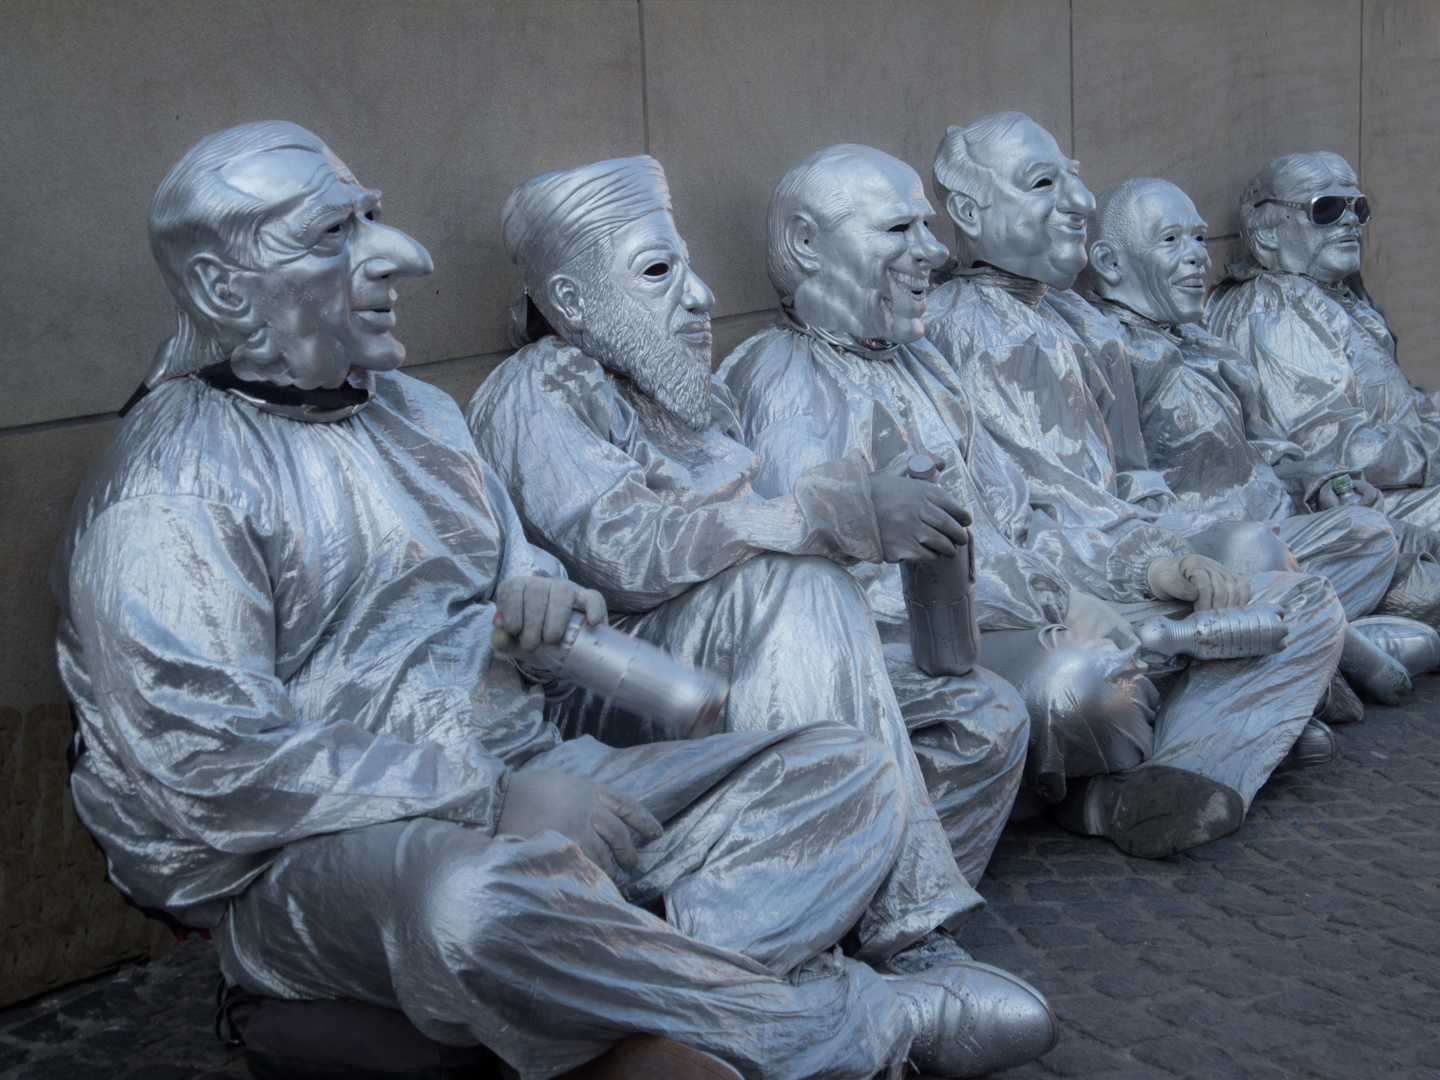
[53,122,1054,1080]
[1206,152,1440,609]
[464,155,1021,933]
[923,113,1348,857]
[718,144,1160,843]
[1082,177,1440,652]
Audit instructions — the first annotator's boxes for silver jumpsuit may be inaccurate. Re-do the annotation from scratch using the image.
[1076,294,1399,621]
[718,316,1159,807]
[466,335,995,933]
[53,369,921,1080]
[924,270,1347,809]
[1208,268,1440,529]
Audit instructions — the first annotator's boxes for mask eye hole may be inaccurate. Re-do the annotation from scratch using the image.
[1032,177,1053,190]
[364,210,377,222]
[326,221,345,235]
[642,262,670,279]
[888,223,909,233]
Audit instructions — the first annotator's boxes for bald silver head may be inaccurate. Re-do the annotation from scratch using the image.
[768,143,947,345]
[1238,151,1364,284]
[933,112,1095,289]
[1087,178,1210,326]
[148,121,431,389]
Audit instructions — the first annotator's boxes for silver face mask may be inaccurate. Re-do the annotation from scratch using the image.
[1088,179,1210,326]
[779,145,949,346]
[567,209,717,431]
[937,114,1095,290]
[213,145,433,389]
[1241,152,1366,285]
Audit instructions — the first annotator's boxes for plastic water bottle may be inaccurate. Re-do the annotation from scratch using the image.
[505,612,728,739]
[1331,476,1365,505]
[900,453,981,677]
[1134,603,1289,661]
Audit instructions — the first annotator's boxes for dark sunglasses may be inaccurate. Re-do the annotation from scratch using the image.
[1259,193,1371,227]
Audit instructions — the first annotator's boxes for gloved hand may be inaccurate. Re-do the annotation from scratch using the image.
[1316,475,1384,511]
[868,460,972,563]
[492,576,606,653]
[1064,587,1138,647]
[497,769,664,880]
[1146,555,1251,610]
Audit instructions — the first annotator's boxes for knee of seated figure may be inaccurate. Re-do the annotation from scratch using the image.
[1021,640,1156,735]
[1189,520,1295,576]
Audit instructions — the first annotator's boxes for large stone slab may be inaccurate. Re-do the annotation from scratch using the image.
[1,0,644,429]
[1361,0,1440,388]
[1072,0,1362,240]
[643,0,1072,320]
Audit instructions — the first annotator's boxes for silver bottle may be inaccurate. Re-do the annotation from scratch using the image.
[900,454,981,678]
[1134,603,1289,661]
[1331,475,1366,505]
[515,613,728,739]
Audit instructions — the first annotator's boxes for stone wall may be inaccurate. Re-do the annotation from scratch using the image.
[2,0,1435,1005]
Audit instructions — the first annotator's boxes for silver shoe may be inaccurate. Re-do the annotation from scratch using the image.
[1350,615,1440,676]
[1339,625,1413,705]
[1274,718,1338,773]
[1053,766,1245,859]
[886,960,1058,1077]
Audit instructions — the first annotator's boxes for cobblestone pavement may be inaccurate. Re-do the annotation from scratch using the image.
[2,681,1437,1080]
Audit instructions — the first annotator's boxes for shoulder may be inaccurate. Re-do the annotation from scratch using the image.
[719,327,821,406]
[466,336,614,434]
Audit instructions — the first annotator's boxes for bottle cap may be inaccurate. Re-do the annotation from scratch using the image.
[1332,475,1354,494]
[906,453,938,481]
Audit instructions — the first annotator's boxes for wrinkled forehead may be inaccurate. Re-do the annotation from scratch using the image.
[1133,186,1206,239]
[599,207,686,264]
[974,118,1069,181]
[831,153,930,224]
[1276,163,1361,202]
[221,144,373,220]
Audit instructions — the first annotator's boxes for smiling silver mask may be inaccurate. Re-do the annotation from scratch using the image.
[1087,178,1210,327]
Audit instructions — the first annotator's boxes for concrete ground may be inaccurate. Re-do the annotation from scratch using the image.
[1,680,1437,1080]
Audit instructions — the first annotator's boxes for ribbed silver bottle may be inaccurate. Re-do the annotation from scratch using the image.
[1134,603,1289,661]
[899,453,981,677]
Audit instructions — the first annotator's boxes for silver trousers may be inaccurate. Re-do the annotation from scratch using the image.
[215,726,915,1080]
[1277,505,1398,620]
[554,554,996,958]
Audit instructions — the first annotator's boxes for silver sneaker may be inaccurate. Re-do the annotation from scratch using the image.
[886,960,1058,1077]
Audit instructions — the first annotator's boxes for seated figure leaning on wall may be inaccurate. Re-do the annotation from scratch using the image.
[1082,176,1440,687]
[1206,152,1440,625]
[922,112,1350,856]
[718,143,1175,855]
[463,156,1042,968]
[53,122,1055,1080]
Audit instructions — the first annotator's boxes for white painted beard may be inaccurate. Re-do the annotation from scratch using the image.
[582,279,713,431]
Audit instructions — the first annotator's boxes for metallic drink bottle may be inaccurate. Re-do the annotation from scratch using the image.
[1134,603,1289,660]
[512,612,728,739]
[1331,475,1365,505]
[900,453,981,677]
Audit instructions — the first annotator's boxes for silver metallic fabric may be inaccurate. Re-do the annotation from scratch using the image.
[1078,297,1399,621]
[55,370,922,1080]
[718,323,1158,804]
[924,275,1347,807]
[466,336,991,945]
[1207,270,1440,528]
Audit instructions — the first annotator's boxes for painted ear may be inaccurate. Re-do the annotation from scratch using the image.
[1249,227,1281,269]
[185,254,255,333]
[784,211,823,274]
[1087,239,1124,287]
[946,192,982,240]
[545,273,585,333]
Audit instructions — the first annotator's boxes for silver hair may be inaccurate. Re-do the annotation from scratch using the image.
[1090,177,1178,252]
[764,144,868,300]
[932,112,1029,211]
[1238,151,1358,248]
[147,120,331,380]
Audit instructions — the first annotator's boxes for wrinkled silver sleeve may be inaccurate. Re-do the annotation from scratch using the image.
[923,280,1192,603]
[465,337,883,616]
[1207,273,1440,492]
[717,324,1068,631]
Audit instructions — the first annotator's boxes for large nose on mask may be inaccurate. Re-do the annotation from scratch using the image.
[913,221,950,269]
[681,262,715,315]
[1183,234,1212,273]
[1059,174,1097,219]
[356,219,434,281]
